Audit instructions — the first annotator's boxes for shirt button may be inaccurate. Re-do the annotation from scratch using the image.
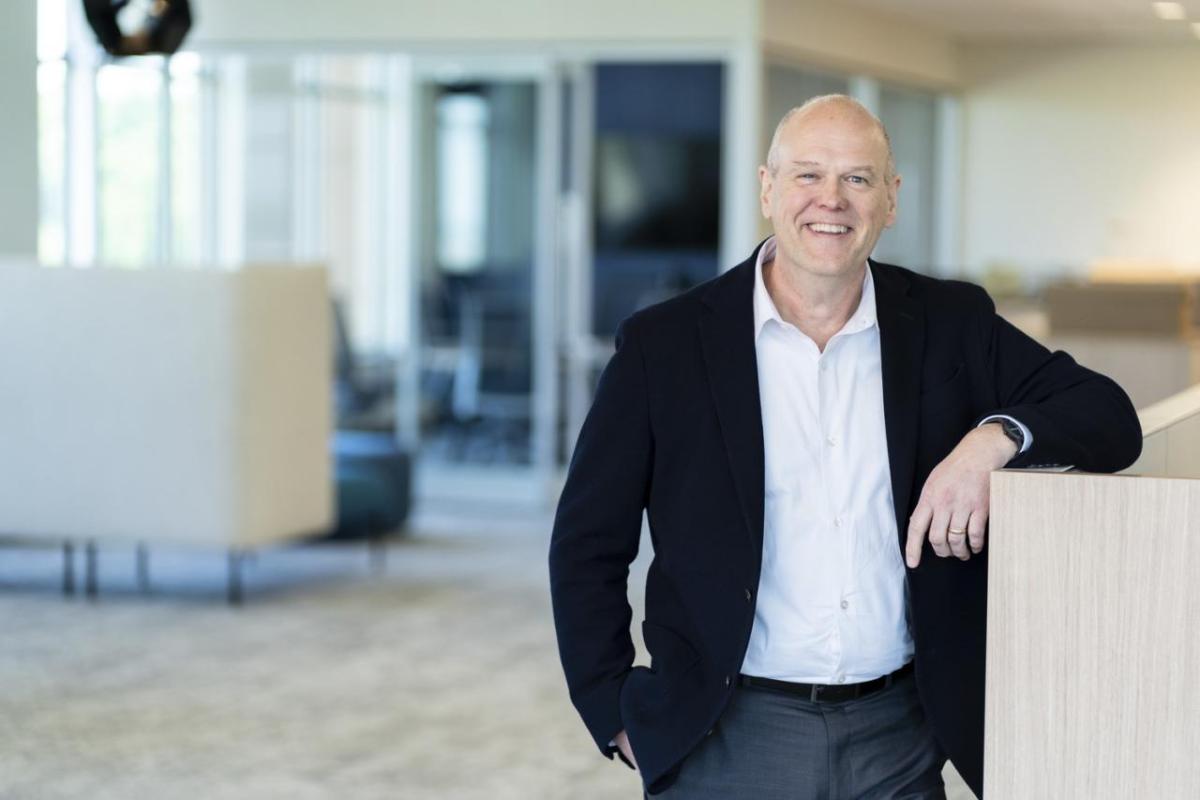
[826,435,837,447]
[833,516,842,528]
[837,675,846,684]
[840,599,849,610]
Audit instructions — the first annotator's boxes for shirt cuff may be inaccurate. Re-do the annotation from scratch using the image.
[978,414,1032,454]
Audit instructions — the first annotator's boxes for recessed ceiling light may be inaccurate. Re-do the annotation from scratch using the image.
[1153,2,1187,20]
[1193,20,1200,36]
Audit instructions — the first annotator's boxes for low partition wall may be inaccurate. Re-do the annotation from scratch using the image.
[986,470,1200,798]
[1125,382,1200,478]
[985,383,1200,797]
[0,264,333,554]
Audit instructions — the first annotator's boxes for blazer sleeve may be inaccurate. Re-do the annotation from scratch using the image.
[549,315,654,756]
[970,288,1143,472]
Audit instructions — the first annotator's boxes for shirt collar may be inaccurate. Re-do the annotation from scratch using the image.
[752,235,878,341]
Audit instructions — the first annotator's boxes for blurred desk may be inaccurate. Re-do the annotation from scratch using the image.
[999,285,1200,409]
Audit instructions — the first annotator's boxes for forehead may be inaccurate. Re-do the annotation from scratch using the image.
[776,109,889,167]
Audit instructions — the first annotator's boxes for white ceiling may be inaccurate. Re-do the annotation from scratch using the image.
[843,0,1200,42]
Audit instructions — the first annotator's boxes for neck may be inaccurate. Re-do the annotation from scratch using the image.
[762,255,866,352]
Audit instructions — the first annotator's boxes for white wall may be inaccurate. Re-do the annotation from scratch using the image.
[190,0,755,45]
[0,0,39,259]
[962,44,1200,282]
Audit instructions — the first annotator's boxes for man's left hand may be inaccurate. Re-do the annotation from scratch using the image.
[905,423,1018,568]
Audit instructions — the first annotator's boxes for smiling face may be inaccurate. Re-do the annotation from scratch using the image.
[759,100,900,281]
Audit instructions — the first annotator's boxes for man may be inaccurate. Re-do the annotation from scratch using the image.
[549,95,1141,798]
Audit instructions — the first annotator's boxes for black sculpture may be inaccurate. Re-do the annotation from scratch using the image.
[82,0,193,57]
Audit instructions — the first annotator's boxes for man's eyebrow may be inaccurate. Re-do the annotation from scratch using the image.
[787,160,878,174]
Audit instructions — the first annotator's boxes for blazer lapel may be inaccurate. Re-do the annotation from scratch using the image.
[871,260,925,544]
[698,256,765,558]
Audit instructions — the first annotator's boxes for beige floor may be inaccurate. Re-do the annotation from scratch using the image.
[0,510,974,799]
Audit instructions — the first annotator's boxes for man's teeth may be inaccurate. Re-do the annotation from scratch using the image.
[808,223,850,234]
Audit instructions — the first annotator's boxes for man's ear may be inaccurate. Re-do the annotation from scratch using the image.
[758,165,773,219]
[885,173,901,227]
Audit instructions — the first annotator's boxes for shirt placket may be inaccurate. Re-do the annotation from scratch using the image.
[817,340,849,684]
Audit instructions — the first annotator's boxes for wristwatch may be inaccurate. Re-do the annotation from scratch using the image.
[998,418,1025,450]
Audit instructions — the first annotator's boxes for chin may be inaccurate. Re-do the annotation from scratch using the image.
[775,238,864,277]
[799,254,864,277]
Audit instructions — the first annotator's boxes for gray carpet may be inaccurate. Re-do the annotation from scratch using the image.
[0,511,973,799]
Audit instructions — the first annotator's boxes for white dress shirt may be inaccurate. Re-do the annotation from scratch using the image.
[741,237,914,684]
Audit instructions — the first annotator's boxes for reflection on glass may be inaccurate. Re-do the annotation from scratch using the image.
[591,63,723,336]
[170,53,202,263]
[38,60,67,266]
[97,60,162,268]
[764,64,849,131]
[419,82,536,466]
[242,60,295,262]
[320,56,389,356]
[876,85,938,270]
[436,92,489,275]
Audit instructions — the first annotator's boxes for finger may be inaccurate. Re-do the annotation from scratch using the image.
[906,502,934,568]
[968,507,987,554]
[928,507,951,558]
[947,511,971,560]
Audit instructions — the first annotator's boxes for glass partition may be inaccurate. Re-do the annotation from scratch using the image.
[590,62,724,336]
[414,79,540,467]
[876,84,939,270]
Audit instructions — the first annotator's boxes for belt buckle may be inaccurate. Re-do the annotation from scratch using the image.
[809,684,823,702]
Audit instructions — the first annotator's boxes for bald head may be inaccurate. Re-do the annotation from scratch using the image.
[765,95,896,183]
[757,93,901,281]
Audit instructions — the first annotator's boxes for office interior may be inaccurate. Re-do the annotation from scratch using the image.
[2,1,1199,797]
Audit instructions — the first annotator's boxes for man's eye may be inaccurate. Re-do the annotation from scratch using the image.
[798,173,817,181]
[846,175,868,185]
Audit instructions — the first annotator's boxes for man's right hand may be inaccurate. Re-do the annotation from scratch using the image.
[614,729,638,771]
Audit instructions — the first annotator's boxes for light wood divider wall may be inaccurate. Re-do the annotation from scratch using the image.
[1126,382,1200,479]
[984,386,1200,798]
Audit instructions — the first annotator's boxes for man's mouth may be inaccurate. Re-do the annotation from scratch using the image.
[805,223,852,235]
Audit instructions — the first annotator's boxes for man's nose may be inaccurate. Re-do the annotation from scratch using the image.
[816,178,846,209]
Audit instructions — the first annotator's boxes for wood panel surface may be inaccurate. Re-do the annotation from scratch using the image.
[986,471,1200,798]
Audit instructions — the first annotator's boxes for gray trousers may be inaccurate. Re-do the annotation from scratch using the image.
[651,671,946,799]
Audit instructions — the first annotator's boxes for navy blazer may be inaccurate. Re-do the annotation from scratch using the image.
[549,243,1142,796]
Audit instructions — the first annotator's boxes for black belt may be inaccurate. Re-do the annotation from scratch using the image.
[739,662,913,704]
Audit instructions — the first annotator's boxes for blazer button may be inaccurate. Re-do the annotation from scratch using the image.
[724,675,731,687]
[744,588,752,602]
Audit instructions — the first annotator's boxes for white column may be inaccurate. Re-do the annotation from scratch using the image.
[721,37,764,269]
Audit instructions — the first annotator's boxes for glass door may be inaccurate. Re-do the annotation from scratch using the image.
[560,60,726,457]
[404,57,560,499]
